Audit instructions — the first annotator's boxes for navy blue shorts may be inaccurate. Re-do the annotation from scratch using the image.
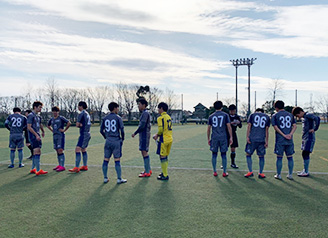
[53,134,65,150]
[210,138,228,153]
[77,133,91,149]
[301,139,315,153]
[9,134,24,149]
[245,142,266,156]
[274,143,294,156]
[139,134,150,152]
[104,140,122,159]
[30,138,42,149]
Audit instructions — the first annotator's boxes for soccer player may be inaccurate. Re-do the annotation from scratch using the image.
[271,100,297,180]
[27,101,47,175]
[24,109,33,160]
[153,102,173,181]
[228,104,242,168]
[69,101,91,173]
[244,108,270,178]
[47,106,71,172]
[131,98,152,177]
[100,102,127,184]
[5,107,27,168]
[207,101,233,177]
[292,107,320,177]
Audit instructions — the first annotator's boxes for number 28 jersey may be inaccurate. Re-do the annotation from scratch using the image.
[271,110,296,145]
[100,113,124,141]
[248,112,270,143]
[208,111,230,140]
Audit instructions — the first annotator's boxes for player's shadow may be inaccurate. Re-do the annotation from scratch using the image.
[310,174,328,186]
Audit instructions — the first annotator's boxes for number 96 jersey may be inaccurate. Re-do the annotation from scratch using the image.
[248,112,270,143]
[271,110,296,145]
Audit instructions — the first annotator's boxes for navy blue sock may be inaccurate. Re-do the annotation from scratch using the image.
[58,154,65,166]
[18,149,23,164]
[31,155,35,169]
[259,156,265,174]
[10,150,15,165]
[287,157,294,175]
[221,152,227,173]
[57,153,61,165]
[231,151,236,164]
[102,160,109,178]
[212,152,218,172]
[276,156,283,175]
[246,155,252,172]
[143,155,150,173]
[82,152,88,166]
[115,161,122,179]
[75,152,81,167]
[35,154,40,171]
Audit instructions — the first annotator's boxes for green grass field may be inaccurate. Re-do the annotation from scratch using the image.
[1,124,328,238]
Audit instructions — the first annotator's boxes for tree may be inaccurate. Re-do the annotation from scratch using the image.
[163,88,178,114]
[267,79,285,113]
[116,83,139,122]
[87,86,111,123]
[316,95,328,122]
[44,78,59,108]
[262,100,275,115]
[148,87,163,124]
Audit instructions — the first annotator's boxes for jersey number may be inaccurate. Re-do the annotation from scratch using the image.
[11,117,22,127]
[253,115,266,128]
[167,119,172,131]
[212,116,224,128]
[105,119,117,132]
[279,116,292,129]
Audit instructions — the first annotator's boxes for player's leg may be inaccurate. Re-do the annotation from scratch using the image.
[80,134,91,171]
[157,142,171,180]
[8,135,16,168]
[102,141,111,183]
[285,144,295,179]
[70,134,84,172]
[34,142,47,175]
[230,132,239,168]
[257,143,266,178]
[244,143,254,177]
[16,136,24,167]
[298,150,311,177]
[56,148,65,172]
[220,140,229,177]
[210,139,219,176]
[114,140,127,184]
[53,136,61,170]
[26,143,34,160]
[274,144,283,180]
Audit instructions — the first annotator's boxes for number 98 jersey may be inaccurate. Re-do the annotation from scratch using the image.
[271,110,296,145]
[248,112,270,143]
[100,113,124,141]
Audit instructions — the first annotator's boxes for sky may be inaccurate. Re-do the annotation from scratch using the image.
[1,0,328,112]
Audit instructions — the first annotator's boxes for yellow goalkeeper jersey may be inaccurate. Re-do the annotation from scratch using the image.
[157,112,173,143]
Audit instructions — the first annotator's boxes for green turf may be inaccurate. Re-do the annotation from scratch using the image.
[0,124,328,237]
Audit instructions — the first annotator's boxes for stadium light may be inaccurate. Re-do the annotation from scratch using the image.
[230,58,257,117]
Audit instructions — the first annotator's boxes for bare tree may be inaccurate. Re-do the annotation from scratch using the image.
[148,87,163,124]
[116,83,139,122]
[268,78,285,106]
[163,87,178,114]
[316,95,328,122]
[87,86,112,123]
[44,77,59,108]
[60,88,80,122]
[222,97,235,107]
[239,102,248,117]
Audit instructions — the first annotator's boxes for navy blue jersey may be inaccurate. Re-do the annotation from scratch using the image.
[208,111,230,140]
[77,110,91,134]
[229,114,242,132]
[5,114,27,135]
[248,112,270,143]
[27,111,41,135]
[134,109,151,137]
[271,110,296,145]
[302,112,320,141]
[48,116,69,136]
[100,113,125,141]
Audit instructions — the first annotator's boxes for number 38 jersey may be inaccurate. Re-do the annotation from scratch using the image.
[271,110,296,145]
[100,113,125,141]
[208,111,230,140]
[248,112,270,143]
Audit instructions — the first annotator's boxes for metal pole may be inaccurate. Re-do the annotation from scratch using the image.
[247,64,251,118]
[235,66,238,113]
[216,92,218,101]
[255,91,256,110]
[295,89,297,106]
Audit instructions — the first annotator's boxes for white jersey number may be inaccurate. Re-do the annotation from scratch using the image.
[212,116,224,128]
[279,116,292,129]
[105,119,117,132]
[11,117,22,127]
[253,115,267,128]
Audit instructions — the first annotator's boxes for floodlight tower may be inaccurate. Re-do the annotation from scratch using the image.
[230,58,257,117]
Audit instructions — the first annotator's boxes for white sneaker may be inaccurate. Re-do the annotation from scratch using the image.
[274,174,282,180]
[297,170,309,177]
[104,177,109,183]
[286,174,294,180]
[117,178,127,184]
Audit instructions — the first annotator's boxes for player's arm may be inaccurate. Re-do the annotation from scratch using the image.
[4,117,10,131]
[76,113,83,128]
[153,116,163,141]
[246,123,251,144]
[40,123,45,137]
[99,119,106,139]
[314,116,320,132]
[47,119,53,133]
[132,114,146,137]
[27,124,41,141]
[119,118,125,141]
[207,125,211,146]
[62,121,71,133]
[265,126,269,148]
[227,123,233,145]
[273,125,287,138]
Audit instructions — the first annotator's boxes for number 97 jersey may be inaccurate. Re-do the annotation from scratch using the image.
[248,112,270,143]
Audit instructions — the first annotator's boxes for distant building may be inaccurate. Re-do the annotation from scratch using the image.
[192,103,208,119]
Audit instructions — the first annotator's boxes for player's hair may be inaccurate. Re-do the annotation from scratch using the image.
[213,101,223,110]
[25,109,32,114]
[228,104,236,110]
[13,107,21,113]
[32,101,43,109]
[274,100,284,109]
[78,101,88,109]
[52,106,60,112]
[108,102,119,112]
[255,108,264,113]
[292,106,303,116]
[138,98,148,107]
[158,102,168,112]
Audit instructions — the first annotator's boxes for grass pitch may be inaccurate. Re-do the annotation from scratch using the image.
[0,124,328,237]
